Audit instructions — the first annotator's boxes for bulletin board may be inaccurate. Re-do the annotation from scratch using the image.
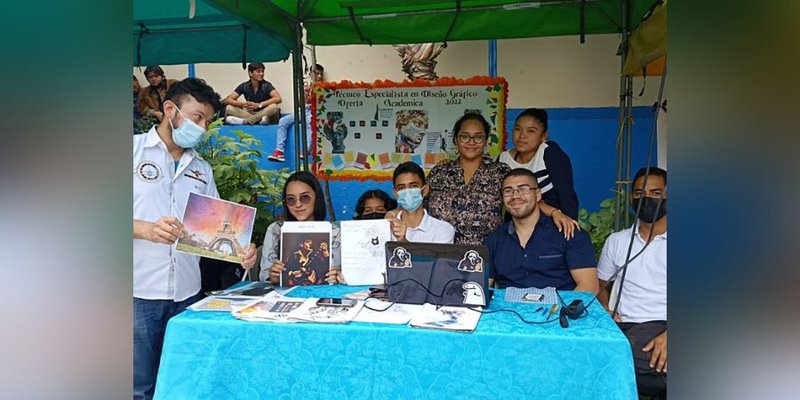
[311,77,507,181]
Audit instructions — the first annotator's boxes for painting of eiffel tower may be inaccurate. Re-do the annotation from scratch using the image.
[175,192,256,263]
[207,216,246,257]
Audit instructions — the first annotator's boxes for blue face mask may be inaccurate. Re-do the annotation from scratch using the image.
[397,188,424,212]
[169,107,206,148]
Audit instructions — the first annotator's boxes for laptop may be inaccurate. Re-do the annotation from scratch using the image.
[384,241,491,307]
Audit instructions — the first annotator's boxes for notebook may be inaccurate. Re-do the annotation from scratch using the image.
[384,241,490,306]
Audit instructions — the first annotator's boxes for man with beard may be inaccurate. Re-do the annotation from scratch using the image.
[484,168,597,292]
[597,166,667,399]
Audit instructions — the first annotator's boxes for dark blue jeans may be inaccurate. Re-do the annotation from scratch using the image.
[618,321,667,399]
[133,294,199,400]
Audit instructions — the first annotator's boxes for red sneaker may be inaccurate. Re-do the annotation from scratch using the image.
[267,149,285,162]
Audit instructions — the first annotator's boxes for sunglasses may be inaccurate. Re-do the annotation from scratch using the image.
[284,193,313,207]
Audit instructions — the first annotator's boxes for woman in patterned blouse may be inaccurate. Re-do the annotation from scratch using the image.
[426,113,511,245]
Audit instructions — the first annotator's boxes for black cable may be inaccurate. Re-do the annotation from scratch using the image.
[466,306,560,325]
[387,276,470,301]
[383,276,559,325]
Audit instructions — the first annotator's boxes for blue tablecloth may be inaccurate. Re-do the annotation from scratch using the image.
[154,286,636,399]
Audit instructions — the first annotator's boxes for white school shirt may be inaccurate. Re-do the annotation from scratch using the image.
[133,127,219,301]
[498,144,552,194]
[597,224,667,323]
[393,210,455,244]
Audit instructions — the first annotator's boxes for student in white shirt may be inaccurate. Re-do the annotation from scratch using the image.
[598,166,667,399]
[386,161,455,244]
[133,78,257,400]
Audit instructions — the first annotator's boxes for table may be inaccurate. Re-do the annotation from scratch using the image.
[154,285,636,399]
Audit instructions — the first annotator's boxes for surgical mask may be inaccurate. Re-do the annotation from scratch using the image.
[169,107,206,148]
[359,212,387,220]
[631,197,666,223]
[397,188,423,212]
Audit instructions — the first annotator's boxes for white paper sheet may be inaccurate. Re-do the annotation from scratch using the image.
[339,219,392,285]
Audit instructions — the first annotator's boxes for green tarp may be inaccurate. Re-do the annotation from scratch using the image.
[206,0,656,46]
[133,0,291,66]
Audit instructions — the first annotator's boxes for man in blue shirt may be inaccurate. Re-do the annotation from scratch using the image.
[484,168,598,292]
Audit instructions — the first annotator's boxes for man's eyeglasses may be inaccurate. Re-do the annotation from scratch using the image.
[284,193,313,207]
[457,134,487,144]
[502,185,537,197]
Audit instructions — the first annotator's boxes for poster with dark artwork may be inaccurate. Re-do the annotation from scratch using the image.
[279,221,332,287]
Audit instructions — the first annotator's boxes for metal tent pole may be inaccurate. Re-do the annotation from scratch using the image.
[291,2,306,172]
[614,0,632,230]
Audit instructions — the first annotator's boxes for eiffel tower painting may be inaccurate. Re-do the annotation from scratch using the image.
[207,214,246,257]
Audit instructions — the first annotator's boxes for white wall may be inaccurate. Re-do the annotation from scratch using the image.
[134,34,663,111]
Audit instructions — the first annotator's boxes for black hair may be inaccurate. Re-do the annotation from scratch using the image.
[452,112,491,144]
[143,65,165,78]
[354,189,396,219]
[248,62,265,72]
[164,78,223,115]
[392,161,426,185]
[314,64,324,72]
[502,168,539,188]
[633,166,667,187]
[283,171,327,221]
[515,108,549,132]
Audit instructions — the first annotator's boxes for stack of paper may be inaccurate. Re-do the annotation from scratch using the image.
[286,298,365,324]
[188,296,257,312]
[231,296,306,323]
[352,299,426,325]
[409,305,482,333]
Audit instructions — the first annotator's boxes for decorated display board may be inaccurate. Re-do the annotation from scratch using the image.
[311,77,507,181]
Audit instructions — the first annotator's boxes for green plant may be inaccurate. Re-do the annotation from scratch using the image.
[196,119,290,245]
[578,195,624,259]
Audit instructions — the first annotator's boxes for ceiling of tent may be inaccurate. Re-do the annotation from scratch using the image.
[133,0,291,66]
[205,0,657,46]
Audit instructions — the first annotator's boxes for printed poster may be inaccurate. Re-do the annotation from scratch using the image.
[175,192,256,263]
[279,221,332,287]
[340,219,392,285]
[311,76,507,181]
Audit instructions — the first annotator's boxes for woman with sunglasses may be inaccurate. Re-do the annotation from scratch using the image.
[259,171,343,284]
[498,108,580,237]
[425,113,511,245]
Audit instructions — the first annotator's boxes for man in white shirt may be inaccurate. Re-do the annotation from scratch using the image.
[385,161,455,244]
[133,78,257,400]
[597,166,667,399]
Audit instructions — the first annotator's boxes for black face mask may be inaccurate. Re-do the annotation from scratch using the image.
[631,197,666,223]
[359,212,386,220]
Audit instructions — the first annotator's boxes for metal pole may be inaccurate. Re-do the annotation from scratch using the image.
[614,0,631,230]
[291,1,305,172]
[488,40,497,77]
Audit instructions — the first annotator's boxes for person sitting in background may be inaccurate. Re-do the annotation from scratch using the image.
[223,62,281,126]
[133,76,144,134]
[385,161,455,244]
[597,166,667,399]
[268,64,324,162]
[498,108,581,224]
[136,66,177,130]
[484,168,597,292]
[353,189,396,220]
[260,171,342,284]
